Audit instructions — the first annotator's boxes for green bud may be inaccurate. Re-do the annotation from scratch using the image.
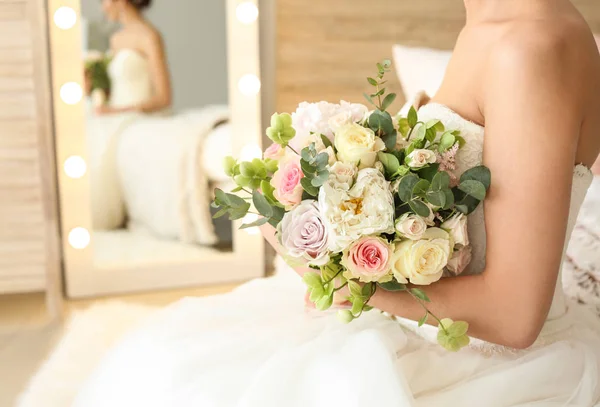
[223,156,237,177]
[337,309,355,324]
[239,162,256,177]
[266,112,296,146]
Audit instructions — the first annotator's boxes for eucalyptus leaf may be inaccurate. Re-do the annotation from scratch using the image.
[407,106,418,128]
[367,77,378,86]
[240,216,269,229]
[443,189,455,210]
[417,163,440,182]
[378,152,400,174]
[411,288,431,302]
[418,313,428,327]
[378,280,407,292]
[363,92,375,106]
[412,179,430,197]
[431,171,451,191]
[426,190,446,208]
[455,204,469,214]
[368,110,395,136]
[398,174,420,202]
[311,172,329,187]
[409,200,431,217]
[301,177,319,196]
[381,93,397,111]
[460,166,491,190]
[271,206,285,223]
[252,190,274,217]
[320,134,333,149]
[212,207,229,219]
[459,180,487,200]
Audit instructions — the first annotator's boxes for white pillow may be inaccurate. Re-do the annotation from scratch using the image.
[392,44,452,101]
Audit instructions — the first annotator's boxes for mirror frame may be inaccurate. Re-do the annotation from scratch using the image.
[48,0,265,298]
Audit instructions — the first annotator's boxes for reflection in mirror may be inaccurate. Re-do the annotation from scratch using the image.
[80,0,233,269]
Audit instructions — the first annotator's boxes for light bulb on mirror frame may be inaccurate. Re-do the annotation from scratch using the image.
[236,2,259,24]
[68,227,90,250]
[60,82,83,105]
[54,6,77,30]
[240,143,262,161]
[64,156,87,179]
[238,74,261,96]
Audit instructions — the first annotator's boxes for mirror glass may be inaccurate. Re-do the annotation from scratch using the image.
[80,0,233,270]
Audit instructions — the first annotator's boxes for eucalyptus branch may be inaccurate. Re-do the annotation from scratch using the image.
[407,290,449,335]
[286,145,299,155]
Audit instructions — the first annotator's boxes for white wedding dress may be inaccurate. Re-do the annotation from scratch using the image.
[73,103,600,407]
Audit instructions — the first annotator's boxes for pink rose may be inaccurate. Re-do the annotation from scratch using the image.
[270,155,304,209]
[341,236,393,283]
[446,246,472,276]
[264,142,285,160]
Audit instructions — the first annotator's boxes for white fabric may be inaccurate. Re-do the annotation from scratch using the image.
[86,49,229,244]
[392,45,452,101]
[201,122,233,183]
[70,104,600,406]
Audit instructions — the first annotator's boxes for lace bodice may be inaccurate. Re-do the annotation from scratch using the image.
[108,49,153,109]
[417,102,594,323]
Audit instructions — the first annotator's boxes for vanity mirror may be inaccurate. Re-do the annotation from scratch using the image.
[48,0,265,297]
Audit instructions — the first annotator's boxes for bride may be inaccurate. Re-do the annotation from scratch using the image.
[73,0,600,405]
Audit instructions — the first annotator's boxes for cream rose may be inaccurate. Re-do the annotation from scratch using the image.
[328,111,352,132]
[328,161,357,190]
[441,213,469,246]
[334,123,385,169]
[391,228,452,285]
[446,246,472,276]
[406,149,437,169]
[395,213,427,241]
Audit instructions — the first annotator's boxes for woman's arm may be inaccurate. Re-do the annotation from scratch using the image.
[133,31,172,113]
[370,33,585,349]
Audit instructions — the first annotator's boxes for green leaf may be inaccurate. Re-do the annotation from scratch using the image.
[301,177,319,196]
[411,288,431,302]
[252,190,274,217]
[260,180,280,207]
[311,171,329,187]
[412,179,430,197]
[407,106,418,128]
[223,156,237,177]
[455,135,466,148]
[314,152,329,169]
[348,280,363,298]
[448,321,469,338]
[230,186,243,193]
[426,190,446,207]
[417,163,440,182]
[455,204,469,214]
[409,199,431,217]
[398,174,420,202]
[381,131,398,151]
[303,272,322,289]
[240,216,269,229]
[426,119,445,133]
[351,298,365,315]
[212,207,229,219]
[362,282,374,298]
[271,206,285,223]
[316,294,333,311]
[413,124,427,141]
[438,132,456,153]
[378,280,407,292]
[418,313,428,327]
[460,166,491,190]
[377,152,400,175]
[442,189,455,210]
[425,127,437,143]
[368,110,395,136]
[431,171,451,191]
[398,118,410,138]
[367,77,378,86]
[363,92,375,106]
[320,134,333,149]
[381,93,397,111]
[458,180,486,200]
[321,263,339,282]
[309,285,325,302]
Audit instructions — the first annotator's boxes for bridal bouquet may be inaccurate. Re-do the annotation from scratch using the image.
[213,60,491,351]
[84,50,112,107]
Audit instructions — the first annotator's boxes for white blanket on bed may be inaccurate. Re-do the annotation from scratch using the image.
[87,105,229,245]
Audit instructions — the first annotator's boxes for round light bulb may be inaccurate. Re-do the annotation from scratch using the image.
[68,227,90,250]
[64,156,87,179]
[60,82,83,105]
[238,74,261,96]
[242,213,261,235]
[236,2,259,24]
[54,7,77,30]
[240,143,262,161]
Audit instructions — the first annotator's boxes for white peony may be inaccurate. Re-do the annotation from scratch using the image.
[334,123,386,169]
[406,149,437,169]
[441,213,469,246]
[391,228,453,285]
[319,168,395,252]
[395,213,427,241]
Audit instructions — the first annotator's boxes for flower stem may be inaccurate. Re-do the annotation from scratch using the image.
[286,145,300,156]
[332,281,348,293]
[323,268,344,285]
[408,290,449,335]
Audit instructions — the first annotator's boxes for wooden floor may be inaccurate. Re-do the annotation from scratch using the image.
[0,284,237,407]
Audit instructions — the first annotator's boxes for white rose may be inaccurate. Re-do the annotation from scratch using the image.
[391,228,452,285]
[441,213,469,246]
[334,123,386,169]
[340,100,369,122]
[424,202,437,226]
[329,162,357,190]
[395,214,427,241]
[406,149,437,169]
[319,168,395,252]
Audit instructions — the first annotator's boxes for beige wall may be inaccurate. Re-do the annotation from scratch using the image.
[276,0,600,113]
[0,0,60,297]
